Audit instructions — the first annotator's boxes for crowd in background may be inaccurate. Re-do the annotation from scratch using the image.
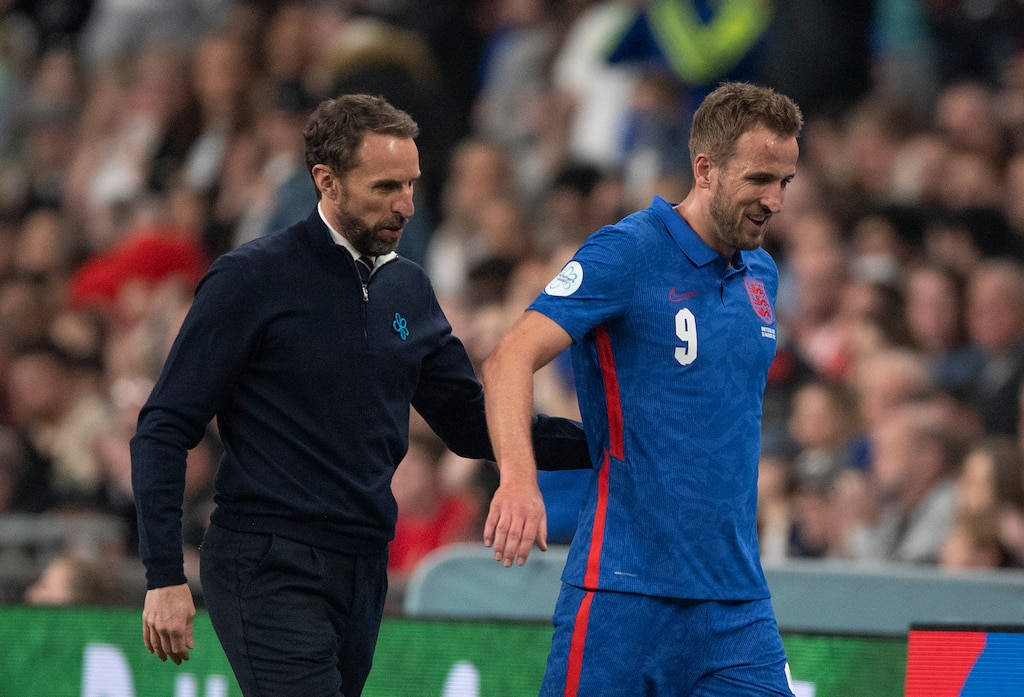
[2,0,1024,609]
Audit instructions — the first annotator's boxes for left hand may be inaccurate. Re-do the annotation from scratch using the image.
[484,477,547,567]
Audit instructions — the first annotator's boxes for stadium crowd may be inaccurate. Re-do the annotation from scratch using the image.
[2,0,1024,608]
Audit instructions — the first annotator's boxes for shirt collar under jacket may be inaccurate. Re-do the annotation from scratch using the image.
[317,202,398,271]
[650,195,746,271]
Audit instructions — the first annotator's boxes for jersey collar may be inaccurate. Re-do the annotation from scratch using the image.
[651,196,749,271]
[651,196,719,268]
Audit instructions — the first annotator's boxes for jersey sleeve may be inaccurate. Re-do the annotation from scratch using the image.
[528,225,638,342]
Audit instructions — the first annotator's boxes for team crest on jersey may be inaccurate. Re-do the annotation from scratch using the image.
[744,277,774,324]
[544,261,583,297]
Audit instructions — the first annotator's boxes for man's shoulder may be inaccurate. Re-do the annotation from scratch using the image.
[580,208,659,252]
[221,218,312,267]
[616,206,664,235]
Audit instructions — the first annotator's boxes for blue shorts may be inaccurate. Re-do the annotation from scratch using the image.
[540,584,794,697]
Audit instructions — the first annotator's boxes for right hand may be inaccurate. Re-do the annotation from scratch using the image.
[142,583,195,664]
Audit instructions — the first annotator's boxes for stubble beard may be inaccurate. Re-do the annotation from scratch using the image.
[709,184,764,253]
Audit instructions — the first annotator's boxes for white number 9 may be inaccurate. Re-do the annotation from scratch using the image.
[674,308,697,366]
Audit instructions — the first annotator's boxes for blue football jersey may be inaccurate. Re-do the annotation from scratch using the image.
[529,196,779,600]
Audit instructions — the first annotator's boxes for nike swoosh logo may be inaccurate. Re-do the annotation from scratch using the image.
[668,289,699,302]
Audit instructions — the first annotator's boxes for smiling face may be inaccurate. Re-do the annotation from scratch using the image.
[702,125,798,256]
[315,132,420,256]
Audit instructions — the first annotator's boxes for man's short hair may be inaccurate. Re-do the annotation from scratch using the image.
[688,82,803,167]
[303,94,419,180]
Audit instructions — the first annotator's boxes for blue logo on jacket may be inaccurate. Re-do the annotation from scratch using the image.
[393,313,409,340]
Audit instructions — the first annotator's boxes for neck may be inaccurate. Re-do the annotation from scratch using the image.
[674,194,734,258]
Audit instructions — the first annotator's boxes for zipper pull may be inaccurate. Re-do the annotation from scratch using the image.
[362,284,369,302]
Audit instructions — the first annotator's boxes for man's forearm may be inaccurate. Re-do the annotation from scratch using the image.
[482,345,539,481]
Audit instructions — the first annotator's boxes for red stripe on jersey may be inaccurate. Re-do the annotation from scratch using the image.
[594,325,624,458]
[583,450,611,587]
[563,590,595,697]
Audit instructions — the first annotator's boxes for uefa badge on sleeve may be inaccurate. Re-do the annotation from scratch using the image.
[544,261,583,297]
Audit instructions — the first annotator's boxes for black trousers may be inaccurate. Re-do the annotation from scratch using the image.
[200,523,388,697]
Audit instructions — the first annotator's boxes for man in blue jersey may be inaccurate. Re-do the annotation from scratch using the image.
[482,82,803,696]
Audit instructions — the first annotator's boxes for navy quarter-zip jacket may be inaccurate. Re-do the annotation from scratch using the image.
[131,210,587,589]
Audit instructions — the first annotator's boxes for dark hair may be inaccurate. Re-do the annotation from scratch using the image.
[303,93,419,191]
[688,82,803,167]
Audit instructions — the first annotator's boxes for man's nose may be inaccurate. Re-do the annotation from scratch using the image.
[762,186,783,214]
[393,188,415,219]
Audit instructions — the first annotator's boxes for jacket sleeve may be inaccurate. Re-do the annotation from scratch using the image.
[411,286,592,470]
[530,414,593,470]
[129,256,260,588]
[411,313,494,460]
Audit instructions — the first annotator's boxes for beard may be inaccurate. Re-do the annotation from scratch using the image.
[708,183,765,253]
[336,187,408,256]
[338,212,404,256]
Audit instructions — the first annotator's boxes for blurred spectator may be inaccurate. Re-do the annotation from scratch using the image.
[788,477,842,559]
[6,342,110,507]
[963,258,1024,435]
[902,261,974,391]
[532,161,625,259]
[847,400,960,563]
[787,379,859,483]
[548,1,639,171]
[230,78,319,248]
[934,81,1010,166]
[921,0,1022,89]
[77,0,226,71]
[941,510,1010,569]
[607,0,771,112]
[64,41,196,251]
[67,224,208,316]
[23,549,123,606]
[954,437,1023,519]
[780,211,849,380]
[872,0,941,117]
[757,0,876,119]
[852,348,933,437]
[840,93,920,210]
[425,137,517,300]
[948,436,1024,569]
[187,30,256,255]
[941,436,1022,568]
[618,70,691,209]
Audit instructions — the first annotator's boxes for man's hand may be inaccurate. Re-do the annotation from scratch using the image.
[142,583,195,664]
[484,477,547,567]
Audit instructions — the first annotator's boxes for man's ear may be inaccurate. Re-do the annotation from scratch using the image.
[312,164,336,199]
[693,154,713,190]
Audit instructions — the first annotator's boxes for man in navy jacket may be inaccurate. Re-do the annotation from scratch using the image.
[131,94,587,697]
